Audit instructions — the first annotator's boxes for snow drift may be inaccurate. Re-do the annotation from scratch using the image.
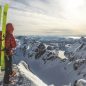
[18,61,48,86]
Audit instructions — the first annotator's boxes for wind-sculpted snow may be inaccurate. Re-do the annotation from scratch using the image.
[73,79,86,86]
[13,36,86,86]
[18,61,48,86]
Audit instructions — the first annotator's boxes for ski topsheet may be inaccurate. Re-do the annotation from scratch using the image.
[1,4,9,71]
[0,6,2,71]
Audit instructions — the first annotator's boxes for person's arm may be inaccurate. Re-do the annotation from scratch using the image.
[10,35,16,48]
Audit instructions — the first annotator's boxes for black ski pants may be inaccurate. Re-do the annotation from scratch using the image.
[3,55,12,84]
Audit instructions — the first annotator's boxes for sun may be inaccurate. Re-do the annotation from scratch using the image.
[62,0,84,20]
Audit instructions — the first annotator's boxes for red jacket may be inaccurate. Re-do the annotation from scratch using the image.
[0,31,16,55]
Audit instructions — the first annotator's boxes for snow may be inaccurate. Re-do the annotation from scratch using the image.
[1,36,86,86]
[18,61,48,86]
[15,36,86,86]
[73,79,86,86]
[58,50,67,59]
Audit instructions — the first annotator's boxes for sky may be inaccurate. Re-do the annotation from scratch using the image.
[0,0,86,36]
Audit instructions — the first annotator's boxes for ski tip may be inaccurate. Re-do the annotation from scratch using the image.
[4,4,9,11]
[4,4,9,8]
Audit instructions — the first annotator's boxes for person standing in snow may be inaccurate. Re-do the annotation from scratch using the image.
[3,23,16,85]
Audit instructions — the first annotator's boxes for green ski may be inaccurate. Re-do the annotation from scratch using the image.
[0,6,2,70]
[1,4,9,71]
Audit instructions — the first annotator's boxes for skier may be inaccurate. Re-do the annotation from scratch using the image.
[2,23,16,85]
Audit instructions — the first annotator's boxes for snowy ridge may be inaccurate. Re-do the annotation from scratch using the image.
[18,61,48,86]
[0,61,54,86]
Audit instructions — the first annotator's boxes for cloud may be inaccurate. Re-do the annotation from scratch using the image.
[1,0,86,36]
[6,8,76,35]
